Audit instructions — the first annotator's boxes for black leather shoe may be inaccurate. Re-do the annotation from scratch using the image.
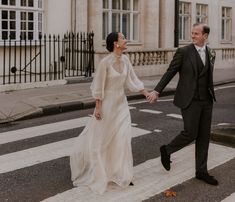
[196,173,218,186]
[160,145,171,171]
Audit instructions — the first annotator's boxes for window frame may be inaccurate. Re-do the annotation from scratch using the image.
[196,3,208,24]
[0,0,43,41]
[221,6,232,43]
[179,1,191,43]
[102,0,140,42]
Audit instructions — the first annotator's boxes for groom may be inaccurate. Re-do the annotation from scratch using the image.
[147,23,218,185]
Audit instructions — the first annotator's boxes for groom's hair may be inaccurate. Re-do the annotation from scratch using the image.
[193,23,210,35]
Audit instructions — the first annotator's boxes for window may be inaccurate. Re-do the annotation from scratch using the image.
[0,0,43,40]
[196,4,208,23]
[179,2,191,41]
[102,0,139,41]
[221,7,232,42]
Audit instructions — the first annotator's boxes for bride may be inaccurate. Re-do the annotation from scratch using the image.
[70,32,149,194]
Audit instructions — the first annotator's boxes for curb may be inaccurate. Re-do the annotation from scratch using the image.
[2,80,234,123]
[211,126,235,148]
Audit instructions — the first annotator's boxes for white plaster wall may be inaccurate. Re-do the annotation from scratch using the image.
[44,0,72,35]
[75,0,88,32]
[88,0,103,51]
[141,0,159,49]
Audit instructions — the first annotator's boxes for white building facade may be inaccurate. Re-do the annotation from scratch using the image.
[0,0,235,82]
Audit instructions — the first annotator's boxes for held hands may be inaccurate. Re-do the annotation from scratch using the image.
[146,91,159,103]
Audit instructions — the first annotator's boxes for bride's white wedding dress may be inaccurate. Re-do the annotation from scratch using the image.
[70,53,144,194]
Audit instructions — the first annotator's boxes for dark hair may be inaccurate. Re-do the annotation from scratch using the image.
[193,23,210,34]
[106,32,119,52]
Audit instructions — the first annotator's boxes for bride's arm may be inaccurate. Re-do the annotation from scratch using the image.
[95,99,102,120]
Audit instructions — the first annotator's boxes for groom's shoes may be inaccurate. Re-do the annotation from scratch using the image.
[196,173,218,186]
[160,145,171,171]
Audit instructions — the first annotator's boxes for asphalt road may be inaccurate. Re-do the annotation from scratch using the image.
[0,84,234,202]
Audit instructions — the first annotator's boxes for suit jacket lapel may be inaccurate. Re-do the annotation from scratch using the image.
[188,44,198,78]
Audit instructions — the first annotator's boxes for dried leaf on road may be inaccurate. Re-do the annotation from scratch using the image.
[164,189,177,197]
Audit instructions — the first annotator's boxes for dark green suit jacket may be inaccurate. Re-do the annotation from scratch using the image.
[154,43,216,109]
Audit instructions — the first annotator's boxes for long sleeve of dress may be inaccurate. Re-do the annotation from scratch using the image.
[90,59,107,100]
[124,56,144,92]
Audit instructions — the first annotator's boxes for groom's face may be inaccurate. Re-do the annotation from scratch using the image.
[191,25,207,47]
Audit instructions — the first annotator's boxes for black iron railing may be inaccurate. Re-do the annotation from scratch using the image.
[0,32,94,85]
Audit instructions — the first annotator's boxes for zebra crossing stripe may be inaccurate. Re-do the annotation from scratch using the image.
[0,127,150,174]
[139,109,163,114]
[221,193,235,202]
[0,117,90,144]
[166,114,182,119]
[42,143,235,202]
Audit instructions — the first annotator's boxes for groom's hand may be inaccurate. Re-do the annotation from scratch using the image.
[147,91,159,103]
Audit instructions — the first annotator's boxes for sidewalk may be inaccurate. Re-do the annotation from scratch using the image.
[0,67,235,145]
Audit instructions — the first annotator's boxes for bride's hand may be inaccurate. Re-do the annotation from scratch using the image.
[95,107,102,120]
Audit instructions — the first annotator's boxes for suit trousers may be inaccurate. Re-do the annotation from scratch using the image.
[165,98,213,174]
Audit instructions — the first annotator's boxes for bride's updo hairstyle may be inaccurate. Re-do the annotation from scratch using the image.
[106,32,119,52]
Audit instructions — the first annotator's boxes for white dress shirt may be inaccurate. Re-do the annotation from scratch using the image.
[195,45,206,65]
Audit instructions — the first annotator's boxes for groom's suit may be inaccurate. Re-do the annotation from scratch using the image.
[154,43,216,174]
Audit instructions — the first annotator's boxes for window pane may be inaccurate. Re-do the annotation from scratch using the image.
[221,19,225,40]
[2,21,8,29]
[10,11,15,19]
[133,13,139,40]
[133,0,139,11]
[21,32,26,40]
[103,0,108,9]
[122,13,130,40]
[28,32,33,39]
[28,22,33,30]
[184,4,190,14]
[226,8,231,17]
[2,31,8,39]
[112,0,120,9]
[10,21,15,29]
[38,12,42,21]
[38,0,42,8]
[28,12,34,20]
[10,0,15,5]
[103,12,109,40]
[122,0,130,10]
[21,0,26,6]
[112,13,120,32]
[21,22,26,30]
[21,12,26,20]
[222,8,225,17]
[28,0,33,7]
[2,11,8,19]
[10,31,15,39]
[2,0,8,5]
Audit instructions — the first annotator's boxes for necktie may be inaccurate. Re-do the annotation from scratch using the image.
[198,48,205,65]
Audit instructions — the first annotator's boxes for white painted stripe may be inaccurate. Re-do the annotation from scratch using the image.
[129,106,136,110]
[154,129,162,133]
[221,193,235,202]
[0,127,150,174]
[132,127,150,138]
[129,100,148,105]
[167,114,182,119]
[0,117,90,145]
[131,123,138,127]
[139,109,163,114]
[157,98,173,102]
[42,144,235,202]
[217,123,231,126]
[215,85,235,91]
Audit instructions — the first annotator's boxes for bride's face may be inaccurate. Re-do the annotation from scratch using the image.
[116,33,127,50]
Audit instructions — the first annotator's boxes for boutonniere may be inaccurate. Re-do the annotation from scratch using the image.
[208,48,216,63]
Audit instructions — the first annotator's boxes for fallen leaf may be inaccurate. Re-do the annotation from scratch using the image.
[164,189,177,197]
